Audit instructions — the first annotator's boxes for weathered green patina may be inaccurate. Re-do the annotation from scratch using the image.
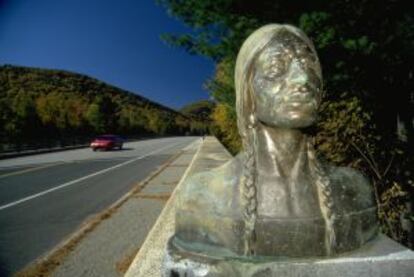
[165,24,379,271]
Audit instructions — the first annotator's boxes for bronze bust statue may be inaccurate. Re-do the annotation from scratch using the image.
[169,24,378,260]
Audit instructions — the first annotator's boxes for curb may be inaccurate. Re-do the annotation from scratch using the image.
[125,137,231,277]
[127,138,203,265]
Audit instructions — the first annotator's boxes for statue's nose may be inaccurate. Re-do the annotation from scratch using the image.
[288,60,308,87]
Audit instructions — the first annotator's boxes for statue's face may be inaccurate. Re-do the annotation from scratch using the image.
[252,30,322,128]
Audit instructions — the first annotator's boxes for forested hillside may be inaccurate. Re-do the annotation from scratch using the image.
[180,100,215,121]
[0,65,208,150]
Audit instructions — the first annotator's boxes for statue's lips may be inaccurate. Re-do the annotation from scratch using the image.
[284,92,316,107]
[287,102,311,108]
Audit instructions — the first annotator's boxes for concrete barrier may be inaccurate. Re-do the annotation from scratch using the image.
[125,137,232,277]
[125,136,414,277]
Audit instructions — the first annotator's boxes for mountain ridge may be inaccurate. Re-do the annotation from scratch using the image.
[0,64,208,149]
[0,64,182,115]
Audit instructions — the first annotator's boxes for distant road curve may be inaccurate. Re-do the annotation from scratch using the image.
[0,136,199,276]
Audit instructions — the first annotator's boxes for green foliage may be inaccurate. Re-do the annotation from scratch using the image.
[315,95,375,166]
[85,95,119,133]
[159,0,414,247]
[211,103,240,154]
[180,100,215,121]
[118,105,147,134]
[86,102,105,133]
[206,57,236,106]
[299,12,335,49]
[158,0,414,118]
[0,65,208,148]
[309,93,413,246]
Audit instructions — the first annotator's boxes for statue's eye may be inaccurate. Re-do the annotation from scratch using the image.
[299,58,308,66]
[296,46,317,64]
[263,54,289,79]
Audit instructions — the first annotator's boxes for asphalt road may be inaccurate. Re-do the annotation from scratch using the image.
[0,136,198,276]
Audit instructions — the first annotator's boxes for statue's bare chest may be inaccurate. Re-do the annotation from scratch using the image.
[256,174,322,218]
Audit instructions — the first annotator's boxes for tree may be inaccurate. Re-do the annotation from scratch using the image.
[66,96,88,129]
[85,95,119,134]
[36,92,70,131]
[180,100,215,120]
[11,91,40,144]
[86,101,105,134]
[118,105,147,135]
[211,103,240,153]
[158,0,414,142]
[158,0,414,247]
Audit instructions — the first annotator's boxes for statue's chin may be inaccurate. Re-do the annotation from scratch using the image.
[259,113,317,129]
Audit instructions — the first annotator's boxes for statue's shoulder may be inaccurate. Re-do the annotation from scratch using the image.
[178,153,243,214]
[328,165,376,211]
[329,165,370,186]
[183,153,243,187]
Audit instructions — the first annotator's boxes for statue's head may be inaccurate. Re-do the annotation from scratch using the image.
[235,24,322,137]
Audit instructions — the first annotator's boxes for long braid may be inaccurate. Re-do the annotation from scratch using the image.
[307,139,336,255]
[241,127,258,255]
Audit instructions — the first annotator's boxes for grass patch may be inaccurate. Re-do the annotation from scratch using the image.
[161,181,177,185]
[168,164,188,167]
[135,193,171,201]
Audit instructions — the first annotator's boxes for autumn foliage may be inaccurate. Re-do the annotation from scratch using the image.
[0,65,207,150]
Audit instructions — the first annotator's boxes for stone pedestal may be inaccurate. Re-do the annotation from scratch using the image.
[162,235,414,277]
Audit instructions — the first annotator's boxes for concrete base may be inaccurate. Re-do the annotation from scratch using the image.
[162,235,414,277]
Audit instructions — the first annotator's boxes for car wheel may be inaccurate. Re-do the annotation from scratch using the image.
[92,148,97,151]
[119,145,123,150]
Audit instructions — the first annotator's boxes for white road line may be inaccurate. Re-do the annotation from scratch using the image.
[0,162,63,179]
[182,138,201,151]
[0,141,184,211]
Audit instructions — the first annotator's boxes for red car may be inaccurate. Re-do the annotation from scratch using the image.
[90,135,124,151]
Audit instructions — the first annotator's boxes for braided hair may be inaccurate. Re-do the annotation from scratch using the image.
[240,122,258,255]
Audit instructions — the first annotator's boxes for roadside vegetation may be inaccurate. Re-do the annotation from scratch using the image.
[180,99,215,122]
[0,65,208,151]
[180,99,217,135]
[158,0,413,248]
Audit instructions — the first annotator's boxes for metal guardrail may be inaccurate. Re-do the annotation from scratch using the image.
[0,144,89,160]
[0,136,181,160]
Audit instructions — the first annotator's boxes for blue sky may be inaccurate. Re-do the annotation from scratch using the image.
[0,0,215,109]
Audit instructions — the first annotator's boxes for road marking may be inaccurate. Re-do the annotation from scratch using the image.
[182,139,201,151]
[0,162,63,179]
[0,141,185,211]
